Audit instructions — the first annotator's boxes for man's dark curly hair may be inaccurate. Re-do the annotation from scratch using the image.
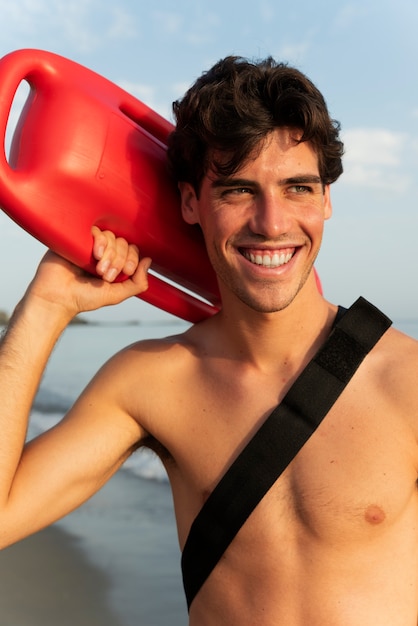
[167,56,344,195]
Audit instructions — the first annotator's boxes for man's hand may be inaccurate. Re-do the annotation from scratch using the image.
[92,226,143,282]
[25,227,152,322]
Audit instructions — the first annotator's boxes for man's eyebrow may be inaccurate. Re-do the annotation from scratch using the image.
[211,174,323,188]
[210,177,255,189]
[281,175,323,185]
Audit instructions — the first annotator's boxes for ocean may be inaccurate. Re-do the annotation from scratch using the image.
[3,314,418,625]
[27,319,191,626]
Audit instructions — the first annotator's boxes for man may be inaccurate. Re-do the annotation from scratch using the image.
[1,56,418,625]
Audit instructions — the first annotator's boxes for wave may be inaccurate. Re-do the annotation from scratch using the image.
[123,448,168,483]
[34,387,73,414]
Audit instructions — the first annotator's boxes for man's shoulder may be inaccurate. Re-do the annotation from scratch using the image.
[381,323,418,353]
[103,326,204,384]
[339,298,418,410]
[367,324,418,426]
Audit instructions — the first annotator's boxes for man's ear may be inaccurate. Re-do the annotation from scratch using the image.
[324,184,332,220]
[179,182,200,225]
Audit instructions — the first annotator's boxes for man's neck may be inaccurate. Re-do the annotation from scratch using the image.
[211,288,337,375]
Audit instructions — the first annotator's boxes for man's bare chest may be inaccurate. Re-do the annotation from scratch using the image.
[168,374,417,548]
[280,394,417,540]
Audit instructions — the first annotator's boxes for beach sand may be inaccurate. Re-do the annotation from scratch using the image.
[0,526,123,626]
[0,468,188,626]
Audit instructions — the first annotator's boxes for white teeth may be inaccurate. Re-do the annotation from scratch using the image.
[244,251,293,268]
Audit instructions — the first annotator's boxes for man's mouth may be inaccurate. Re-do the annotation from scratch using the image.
[240,248,294,268]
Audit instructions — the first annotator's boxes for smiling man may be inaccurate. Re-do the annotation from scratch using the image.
[1,56,418,625]
[178,129,331,314]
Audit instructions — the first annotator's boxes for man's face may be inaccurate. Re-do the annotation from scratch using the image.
[179,128,332,314]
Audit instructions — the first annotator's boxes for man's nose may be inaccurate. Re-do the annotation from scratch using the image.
[248,191,292,238]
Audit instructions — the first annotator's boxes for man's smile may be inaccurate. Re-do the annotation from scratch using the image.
[239,248,295,268]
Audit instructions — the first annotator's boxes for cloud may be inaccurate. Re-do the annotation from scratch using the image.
[116,80,171,118]
[333,3,370,30]
[277,41,311,63]
[0,0,137,54]
[344,128,404,165]
[151,8,221,47]
[152,10,184,35]
[259,1,276,22]
[4,82,31,156]
[106,6,137,39]
[118,80,156,103]
[341,127,412,191]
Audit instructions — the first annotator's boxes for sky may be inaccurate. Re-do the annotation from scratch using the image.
[0,0,417,323]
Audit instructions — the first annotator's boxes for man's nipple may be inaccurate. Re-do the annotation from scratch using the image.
[364,504,386,525]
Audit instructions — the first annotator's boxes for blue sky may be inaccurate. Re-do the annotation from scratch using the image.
[0,0,417,322]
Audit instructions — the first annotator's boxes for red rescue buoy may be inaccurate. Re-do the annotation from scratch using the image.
[0,49,221,322]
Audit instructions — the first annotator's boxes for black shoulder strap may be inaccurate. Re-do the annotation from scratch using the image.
[181,297,392,609]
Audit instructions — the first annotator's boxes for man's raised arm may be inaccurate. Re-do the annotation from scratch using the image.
[0,230,150,546]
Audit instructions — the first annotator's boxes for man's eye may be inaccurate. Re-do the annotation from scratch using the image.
[224,187,253,196]
[289,185,311,193]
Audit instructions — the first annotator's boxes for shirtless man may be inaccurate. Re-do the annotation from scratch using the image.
[1,56,418,625]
